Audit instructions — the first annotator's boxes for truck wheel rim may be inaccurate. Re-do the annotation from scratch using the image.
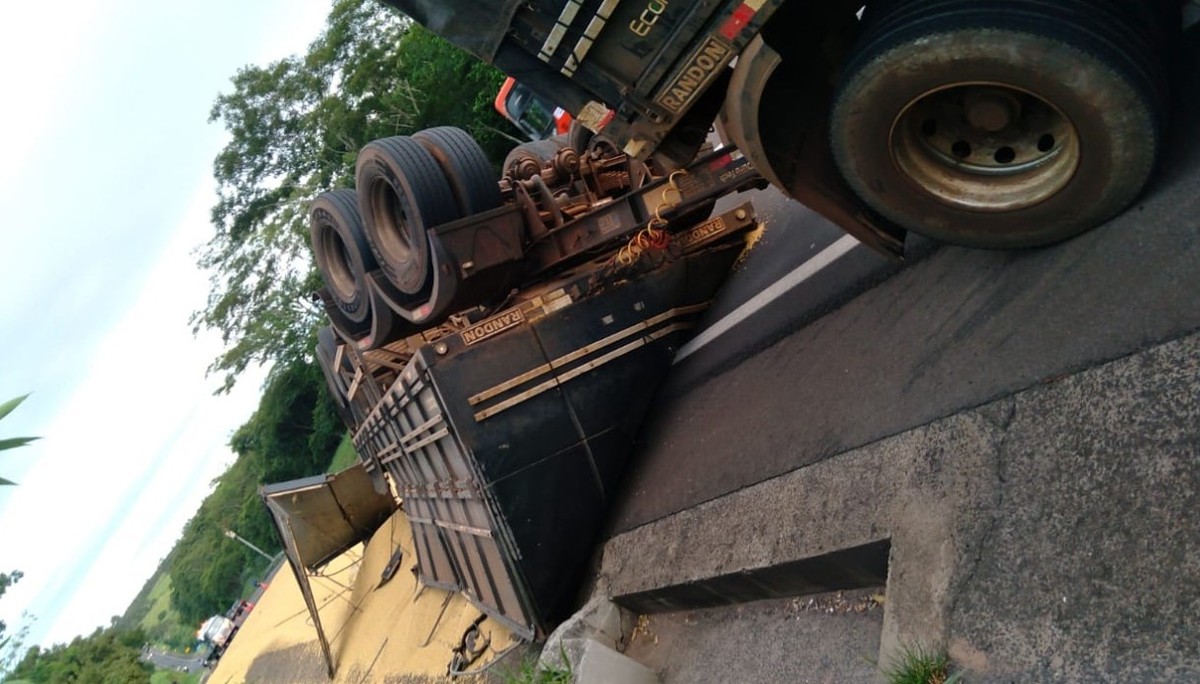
[319,228,359,300]
[889,82,1080,212]
[367,177,415,264]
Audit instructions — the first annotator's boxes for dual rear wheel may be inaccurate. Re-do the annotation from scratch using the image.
[309,127,501,345]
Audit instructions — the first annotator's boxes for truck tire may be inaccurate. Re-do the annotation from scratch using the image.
[315,326,341,397]
[356,136,460,296]
[830,0,1169,248]
[317,285,371,342]
[413,126,502,216]
[315,326,356,430]
[310,189,377,324]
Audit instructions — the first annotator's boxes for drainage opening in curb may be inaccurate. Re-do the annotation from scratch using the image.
[614,538,891,615]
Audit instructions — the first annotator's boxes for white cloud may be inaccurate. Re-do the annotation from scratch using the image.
[0,3,109,189]
[0,177,269,645]
[0,0,335,647]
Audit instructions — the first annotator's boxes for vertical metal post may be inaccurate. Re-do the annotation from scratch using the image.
[223,528,276,563]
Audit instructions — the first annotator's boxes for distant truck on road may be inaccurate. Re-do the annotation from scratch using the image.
[198,600,253,667]
[197,615,236,667]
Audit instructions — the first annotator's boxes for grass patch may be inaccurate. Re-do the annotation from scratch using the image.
[326,433,358,473]
[135,574,197,650]
[139,574,175,630]
[883,644,962,684]
[497,649,572,684]
[150,669,202,684]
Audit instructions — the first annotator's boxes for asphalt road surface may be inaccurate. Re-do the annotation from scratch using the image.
[140,579,271,675]
[607,27,1200,535]
[143,646,201,673]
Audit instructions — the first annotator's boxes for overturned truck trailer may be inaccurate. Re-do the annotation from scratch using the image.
[325,204,757,640]
[294,111,765,648]
[352,216,753,638]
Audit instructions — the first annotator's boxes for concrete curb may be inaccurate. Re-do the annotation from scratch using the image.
[599,331,1200,682]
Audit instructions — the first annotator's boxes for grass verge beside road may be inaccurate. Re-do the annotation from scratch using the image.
[326,433,357,473]
[150,670,202,684]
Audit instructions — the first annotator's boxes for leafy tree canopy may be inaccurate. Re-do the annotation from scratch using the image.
[1,394,39,486]
[1,394,35,666]
[1,570,24,656]
[194,0,515,391]
[167,359,343,624]
[8,627,151,684]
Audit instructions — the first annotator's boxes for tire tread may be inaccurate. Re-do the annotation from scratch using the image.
[413,126,502,216]
[310,188,376,323]
[355,135,459,295]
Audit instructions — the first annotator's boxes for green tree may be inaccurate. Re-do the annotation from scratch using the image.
[1,394,36,669]
[194,0,514,391]
[166,358,344,624]
[9,627,152,684]
[1,394,39,485]
[0,570,25,663]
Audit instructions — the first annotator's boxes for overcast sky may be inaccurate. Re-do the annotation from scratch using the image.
[0,0,334,649]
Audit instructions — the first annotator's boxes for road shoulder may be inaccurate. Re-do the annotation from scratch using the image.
[599,331,1200,683]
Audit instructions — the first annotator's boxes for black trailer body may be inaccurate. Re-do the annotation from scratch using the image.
[351,211,755,638]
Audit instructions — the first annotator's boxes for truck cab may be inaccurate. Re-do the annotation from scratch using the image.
[494,76,572,140]
[198,614,237,666]
[380,0,1184,252]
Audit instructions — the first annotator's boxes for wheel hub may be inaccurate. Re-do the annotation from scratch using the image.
[369,178,414,263]
[890,83,1080,212]
[963,88,1020,132]
[322,229,358,300]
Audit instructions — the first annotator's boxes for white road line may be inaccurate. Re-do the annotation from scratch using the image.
[674,234,861,363]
